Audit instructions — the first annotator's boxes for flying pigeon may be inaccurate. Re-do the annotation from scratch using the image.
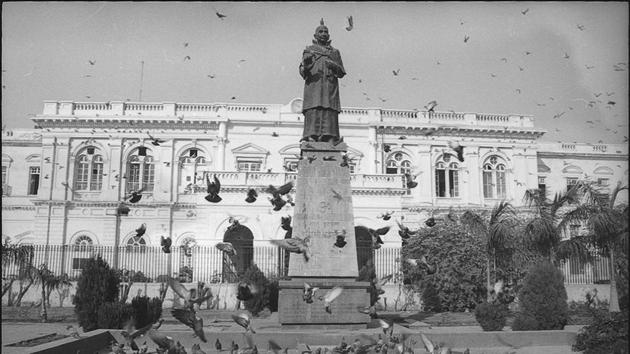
[377,210,394,221]
[396,219,418,239]
[425,217,436,227]
[270,237,311,261]
[160,236,172,254]
[303,282,320,303]
[88,60,96,65]
[334,229,347,248]
[392,69,400,76]
[215,10,227,19]
[120,320,154,351]
[404,173,418,189]
[448,140,465,162]
[424,100,438,112]
[232,312,256,333]
[367,227,390,250]
[125,188,144,203]
[171,307,207,342]
[135,223,147,237]
[266,182,293,211]
[147,132,166,146]
[345,16,353,31]
[215,242,237,257]
[168,277,213,309]
[237,281,259,301]
[320,287,344,314]
[245,188,258,203]
[205,174,222,203]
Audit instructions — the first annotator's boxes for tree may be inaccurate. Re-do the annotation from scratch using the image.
[522,182,593,265]
[1,240,36,306]
[579,181,629,313]
[461,201,517,302]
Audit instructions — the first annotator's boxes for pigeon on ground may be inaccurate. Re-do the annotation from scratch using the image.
[205,174,222,203]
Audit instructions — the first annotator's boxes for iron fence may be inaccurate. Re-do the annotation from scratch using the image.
[1,244,610,285]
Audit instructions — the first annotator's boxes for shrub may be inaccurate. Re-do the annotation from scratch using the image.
[357,260,380,306]
[475,302,508,331]
[129,271,151,283]
[266,275,280,313]
[511,313,539,331]
[512,261,568,330]
[402,222,486,311]
[131,296,163,329]
[96,301,133,329]
[240,264,273,316]
[421,280,441,312]
[73,256,121,332]
[573,309,628,354]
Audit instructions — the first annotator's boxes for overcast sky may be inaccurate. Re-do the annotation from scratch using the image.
[2,2,628,144]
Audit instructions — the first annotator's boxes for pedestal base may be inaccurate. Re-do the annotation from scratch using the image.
[278,278,371,326]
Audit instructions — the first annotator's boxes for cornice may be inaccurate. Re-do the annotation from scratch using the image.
[2,205,37,211]
[537,151,628,160]
[375,126,544,139]
[32,117,222,130]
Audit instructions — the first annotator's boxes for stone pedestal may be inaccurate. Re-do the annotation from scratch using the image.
[278,142,370,326]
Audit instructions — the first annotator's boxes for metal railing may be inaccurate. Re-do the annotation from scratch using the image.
[2,244,611,285]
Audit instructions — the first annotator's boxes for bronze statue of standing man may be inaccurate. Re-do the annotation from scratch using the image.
[300,19,346,144]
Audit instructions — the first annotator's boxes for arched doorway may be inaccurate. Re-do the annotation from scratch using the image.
[222,224,254,282]
[354,226,375,272]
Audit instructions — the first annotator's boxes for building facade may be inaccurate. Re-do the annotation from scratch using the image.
[2,98,628,281]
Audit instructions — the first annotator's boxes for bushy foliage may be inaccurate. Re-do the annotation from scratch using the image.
[573,309,628,354]
[401,221,486,311]
[511,313,539,331]
[512,261,568,330]
[266,275,280,313]
[131,295,163,329]
[129,271,151,283]
[421,280,442,312]
[241,264,274,316]
[357,260,380,306]
[96,301,133,329]
[474,302,508,331]
[73,256,121,331]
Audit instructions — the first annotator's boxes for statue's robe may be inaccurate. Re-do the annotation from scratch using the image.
[299,41,346,140]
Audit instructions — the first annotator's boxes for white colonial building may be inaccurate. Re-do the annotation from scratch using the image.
[2,98,628,286]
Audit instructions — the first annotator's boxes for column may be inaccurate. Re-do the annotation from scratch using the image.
[217,121,227,170]
[51,137,70,201]
[415,145,433,204]
[367,126,378,174]
[105,139,123,202]
[153,139,174,202]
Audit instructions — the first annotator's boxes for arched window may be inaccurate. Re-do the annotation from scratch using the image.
[74,149,104,191]
[126,235,147,253]
[385,152,412,175]
[482,156,507,199]
[179,149,210,194]
[435,155,459,197]
[73,234,94,251]
[126,149,154,193]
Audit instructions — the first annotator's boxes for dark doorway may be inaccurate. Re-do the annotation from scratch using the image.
[222,224,254,282]
[354,226,375,272]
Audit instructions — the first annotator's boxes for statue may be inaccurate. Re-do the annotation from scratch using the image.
[299,19,346,144]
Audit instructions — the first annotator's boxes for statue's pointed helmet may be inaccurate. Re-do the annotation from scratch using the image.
[315,18,328,33]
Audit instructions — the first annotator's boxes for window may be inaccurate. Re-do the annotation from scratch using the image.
[435,155,459,198]
[126,235,147,252]
[73,235,94,251]
[74,149,104,191]
[385,152,412,175]
[127,149,154,193]
[538,177,547,198]
[597,178,610,187]
[179,150,211,193]
[237,159,262,172]
[482,156,507,199]
[28,167,40,195]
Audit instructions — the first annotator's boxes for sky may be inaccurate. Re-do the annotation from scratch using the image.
[2,2,628,144]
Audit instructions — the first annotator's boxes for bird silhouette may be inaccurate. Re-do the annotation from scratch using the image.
[120,320,154,351]
[125,188,144,203]
[135,223,147,237]
[215,339,222,351]
[266,182,293,211]
[448,140,465,162]
[424,100,438,112]
[396,219,418,239]
[215,10,227,19]
[378,210,395,221]
[464,35,470,43]
[205,174,222,203]
[345,16,353,31]
[392,69,400,76]
[207,74,216,79]
[303,282,320,303]
[171,307,207,342]
[191,343,206,354]
[577,24,585,31]
[334,229,347,248]
[270,237,311,261]
[374,274,393,295]
[521,8,529,15]
[146,320,175,352]
[553,112,566,119]
[367,226,390,249]
[331,189,343,201]
[525,51,532,55]
[586,65,595,70]
[147,132,166,146]
[564,52,570,59]
[320,287,344,314]
[404,173,419,189]
[215,242,237,257]
[169,277,213,310]
[184,55,191,61]
[245,188,258,203]
[232,312,256,333]
[160,236,172,253]
[425,217,436,227]
[88,60,96,65]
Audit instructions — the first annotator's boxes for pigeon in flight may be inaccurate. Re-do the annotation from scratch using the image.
[147,132,166,146]
[424,100,438,112]
[231,312,256,333]
[171,307,207,342]
[464,35,470,43]
[448,140,464,162]
[215,10,227,19]
[396,219,418,240]
[125,188,144,203]
[266,182,293,211]
[270,237,311,261]
[184,56,191,61]
[321,287,344,314]
[135,223,147,237]
[377,210,395,221]
[215,242,237,257]
[303,282,320,303]
[245,188,258,203]
[161,236,172,253]
[392,69,400,76]
[521,8,529,15]
[88,60,96,65]
[404,173,418,189]
[577,24,585,31]
[205,174,222,203]
[346,16,353,31]
[237,281,259,302]
[368,226,390,250]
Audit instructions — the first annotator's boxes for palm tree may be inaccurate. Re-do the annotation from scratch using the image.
[579,181,628,312]
[522,181,593,265]
[461,201,517,302]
